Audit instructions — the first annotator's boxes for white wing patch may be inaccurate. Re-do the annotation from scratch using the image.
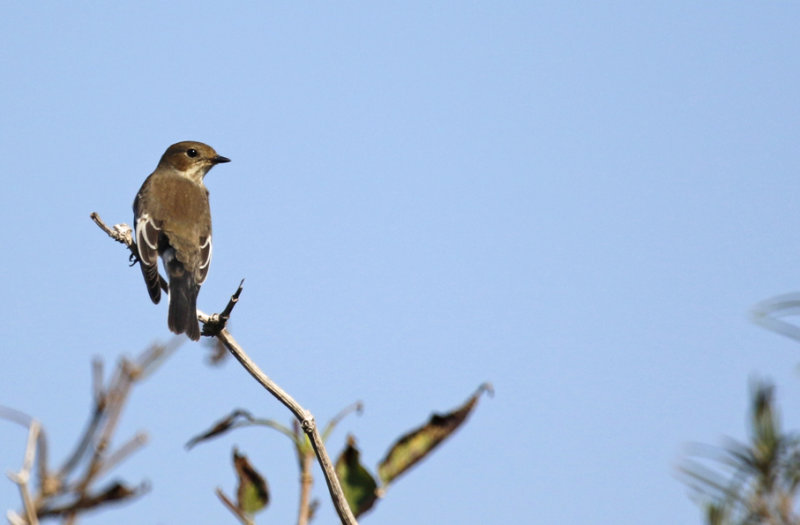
[136,213,160,266]
[197,234,212,284]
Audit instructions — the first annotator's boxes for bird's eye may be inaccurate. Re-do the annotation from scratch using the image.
[187,148,198,158]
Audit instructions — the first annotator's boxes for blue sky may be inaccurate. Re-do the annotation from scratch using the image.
[2,3,800,524]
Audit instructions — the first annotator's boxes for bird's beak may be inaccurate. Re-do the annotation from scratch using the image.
[212,155,231,164]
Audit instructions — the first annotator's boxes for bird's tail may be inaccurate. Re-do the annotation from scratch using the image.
[167,271,201,341]
[139,260,162,304]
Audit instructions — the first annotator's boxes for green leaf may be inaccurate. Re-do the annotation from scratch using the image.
[335,436,378,517]
[378,382,492,487]
[233,448,269,515]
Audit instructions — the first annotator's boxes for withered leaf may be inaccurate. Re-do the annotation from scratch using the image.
[233,448,269,515]
[185,409,254,449]
[38,480,148,517]
[335,435,378,517]
[378,382,493,487]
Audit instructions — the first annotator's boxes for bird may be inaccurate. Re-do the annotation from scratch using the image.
[133,141,230,340]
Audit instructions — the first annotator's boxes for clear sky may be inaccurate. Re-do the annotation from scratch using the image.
[2,3,800,524]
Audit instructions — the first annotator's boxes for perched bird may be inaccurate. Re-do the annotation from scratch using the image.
[133,141,230,340]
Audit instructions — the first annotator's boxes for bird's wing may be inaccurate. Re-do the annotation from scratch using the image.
[133,190,164,303]
[135,211,161,267]
[196,233,212,284]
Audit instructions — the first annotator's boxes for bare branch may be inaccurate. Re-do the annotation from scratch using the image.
[94,432,149,481]
[135,338,183,381]
[90,212,139,268]
[5,331,176,522]
[58,341,173,484]
[208,327,357,524]
[6,418,41,525]
[59,397,105,478]
[93,212,358,524]
[71,359,135,494]
[55,345,162,516]
[91,212,167,290]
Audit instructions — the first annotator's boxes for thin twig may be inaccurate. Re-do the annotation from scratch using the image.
[90,212,167,291]
[93,432,148,481]
[322,401,363,442]
[0,408,43,522]
[752,293,800,342]
[7,419,41,525]
[199,280,244,337]
[92,358,104,406]
[59,397,105,478]
[215,487,254,525]
[135,339,183,381]
[90,212,137,262]
[297,448,314,525]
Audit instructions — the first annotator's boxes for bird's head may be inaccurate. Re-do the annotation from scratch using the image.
[158,141,230,183]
